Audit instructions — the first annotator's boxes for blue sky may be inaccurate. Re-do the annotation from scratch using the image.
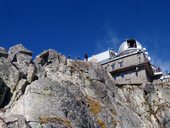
[0,0,170,72]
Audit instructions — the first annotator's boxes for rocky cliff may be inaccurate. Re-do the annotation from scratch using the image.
[0,44,169,128]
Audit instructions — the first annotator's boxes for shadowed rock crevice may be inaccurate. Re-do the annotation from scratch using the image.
[0,79,12,108]
[1,88,12,108]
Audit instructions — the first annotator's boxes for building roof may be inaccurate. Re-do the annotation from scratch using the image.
[88,50,110,62]
[100,50,142,65]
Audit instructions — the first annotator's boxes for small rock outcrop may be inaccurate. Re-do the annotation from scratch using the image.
[0,47,8,58]
[0,44,169,128]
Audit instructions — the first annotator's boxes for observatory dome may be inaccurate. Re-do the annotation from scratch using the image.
[118,39,142,55]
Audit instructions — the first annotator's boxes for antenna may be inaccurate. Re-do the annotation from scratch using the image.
[148,56,151,61]
[145,52,148,55]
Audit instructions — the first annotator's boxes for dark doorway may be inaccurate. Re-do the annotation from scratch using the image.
[127,39,137,48]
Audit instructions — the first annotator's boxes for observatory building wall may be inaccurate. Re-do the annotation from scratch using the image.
[110,67,149,84]
[102,52,151,84]
[102,52,148,73]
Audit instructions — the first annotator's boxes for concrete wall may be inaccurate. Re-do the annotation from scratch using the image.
[102,52,150,84]
[111,67,149,84]
[102,52,147,73]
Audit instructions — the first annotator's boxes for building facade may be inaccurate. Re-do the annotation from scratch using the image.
[89,39,162,85]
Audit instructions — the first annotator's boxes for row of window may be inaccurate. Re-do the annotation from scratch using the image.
[111,61,123,70]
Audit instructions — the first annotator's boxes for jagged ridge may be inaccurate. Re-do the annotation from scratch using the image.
[0,44,169,128]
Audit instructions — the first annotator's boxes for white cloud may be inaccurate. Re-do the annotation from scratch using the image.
[95,25,121,53]
[96,35,120,52]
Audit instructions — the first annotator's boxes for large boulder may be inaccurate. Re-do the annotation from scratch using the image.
[10,78,99,128]
[8,44,32,61]
[34,49,61,65]
[34,49,67,79]
[8,44,33,75]
[0,57,20,92]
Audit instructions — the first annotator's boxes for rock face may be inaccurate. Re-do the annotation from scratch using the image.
[0,44,169,128]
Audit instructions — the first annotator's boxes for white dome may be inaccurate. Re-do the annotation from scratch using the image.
[118,39,142,55]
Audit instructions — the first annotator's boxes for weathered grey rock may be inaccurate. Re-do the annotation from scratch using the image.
[13,53,32,75]
[156,106,170,128]
[0,47,8,58]
[115,85,150,120]
[27,64,36,83]
[144,83,154,95]
[0,44,168,128]
[34,49,66,67]
[34,64,46,78]
[7,44,33,77]
[10,78,99,128]
[164,120,170,128]
[0,112,30,128]
[150,114,160,128]
[8,44,32,61]
[0,119,7,128]
[0,57,20,92]
[4,79,28,109]
[34,49,69,82]
[34,49,59,65]
[4,114,30,128]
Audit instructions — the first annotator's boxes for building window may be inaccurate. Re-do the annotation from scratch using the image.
[111,64,115,70]
[119,61,123,67]
[120,73,125,78]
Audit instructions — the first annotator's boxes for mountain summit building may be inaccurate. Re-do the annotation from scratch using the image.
[89,39,163,85]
